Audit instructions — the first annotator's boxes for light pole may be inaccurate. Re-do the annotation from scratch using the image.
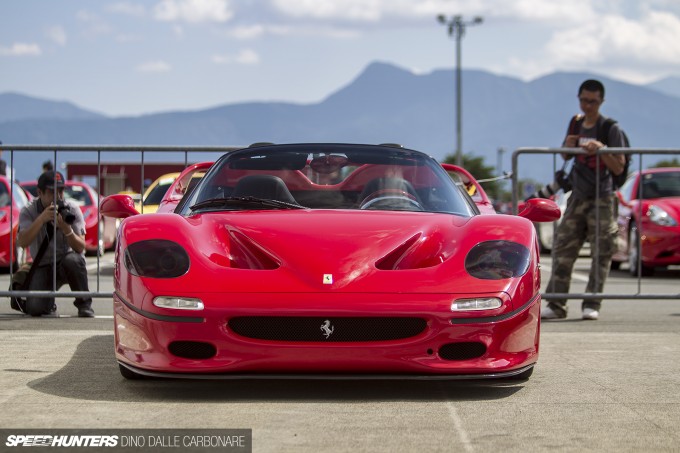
[437,14,483,167]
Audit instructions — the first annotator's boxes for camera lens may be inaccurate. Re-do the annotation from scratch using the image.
[57,201,76,225]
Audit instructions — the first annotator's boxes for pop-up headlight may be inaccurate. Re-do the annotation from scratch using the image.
[465,240,530,280]
[124,239,190,278]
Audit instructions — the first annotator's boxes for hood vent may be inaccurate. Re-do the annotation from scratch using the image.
[227,229,280,270]
[376,232,447,270]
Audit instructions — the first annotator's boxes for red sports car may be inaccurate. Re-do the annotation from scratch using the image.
[156,162,212,214]
[100,143,559,380]
[0,176,31,268]
[612,167,680,276]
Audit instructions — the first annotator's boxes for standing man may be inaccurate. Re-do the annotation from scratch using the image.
[542,79,627,321]
[17,171,95,317]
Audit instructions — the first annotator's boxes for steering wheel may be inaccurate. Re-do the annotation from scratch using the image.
[359,189,424,211]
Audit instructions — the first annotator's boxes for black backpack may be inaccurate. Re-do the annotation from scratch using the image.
[569,115,631,189]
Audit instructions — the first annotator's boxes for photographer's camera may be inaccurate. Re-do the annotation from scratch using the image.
[56,200,76,225]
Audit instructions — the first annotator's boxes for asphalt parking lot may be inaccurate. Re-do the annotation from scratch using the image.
[0,254,679,452]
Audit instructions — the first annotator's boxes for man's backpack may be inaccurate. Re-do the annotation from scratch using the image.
[568,114,631,189]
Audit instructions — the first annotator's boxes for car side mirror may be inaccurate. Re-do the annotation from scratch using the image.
[100,194,140,218]
[517,198,561,222]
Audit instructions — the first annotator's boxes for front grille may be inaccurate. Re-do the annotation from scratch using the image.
[168,341,217,359]
[228,316,427,342]
[439,342,486,361]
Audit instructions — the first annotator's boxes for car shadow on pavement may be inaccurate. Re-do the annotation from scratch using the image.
[28,335,525,403]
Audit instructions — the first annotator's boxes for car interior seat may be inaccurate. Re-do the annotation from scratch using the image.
[232,174,298,204]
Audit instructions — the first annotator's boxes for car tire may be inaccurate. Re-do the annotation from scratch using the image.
[610,261,621,270]
[119,363,145,380]
[628,224,654,277]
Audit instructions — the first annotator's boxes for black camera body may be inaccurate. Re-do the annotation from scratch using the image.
[525,167,572,201]
[56,200,76,225]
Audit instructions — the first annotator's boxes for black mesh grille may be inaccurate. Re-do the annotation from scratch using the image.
[168,341,217,359]
[439,342,486,361]
[228,317,427,342]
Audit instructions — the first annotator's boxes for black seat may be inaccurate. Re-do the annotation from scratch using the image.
[232,174,297,204]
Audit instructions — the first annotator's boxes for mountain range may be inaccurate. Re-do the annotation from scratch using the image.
[2,62,679,183]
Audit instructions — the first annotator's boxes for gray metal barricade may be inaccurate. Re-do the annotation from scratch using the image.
[512,147,680,301]
[1,145,239,302]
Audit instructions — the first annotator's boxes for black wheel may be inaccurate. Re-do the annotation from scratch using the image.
[628,224,654,277]
[610,260,621,270]
[119,363,145,380]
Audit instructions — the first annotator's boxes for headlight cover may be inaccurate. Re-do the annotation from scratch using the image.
[465,240,531,280]
[124,239,190,278]
[647,205,678,226]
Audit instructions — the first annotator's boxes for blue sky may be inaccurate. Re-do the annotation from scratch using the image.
[2,0,680,117]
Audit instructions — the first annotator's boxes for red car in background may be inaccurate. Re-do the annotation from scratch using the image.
[21,180,117,256]
[0,176,31,269]
[156,162,212,213]
[612,167,680,276]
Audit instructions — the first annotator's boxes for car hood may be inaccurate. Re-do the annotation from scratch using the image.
[118,210,539,297]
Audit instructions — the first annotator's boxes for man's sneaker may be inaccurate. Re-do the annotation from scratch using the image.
[541,306,566,320]
[582,308,599,320]
[78,307,95,318]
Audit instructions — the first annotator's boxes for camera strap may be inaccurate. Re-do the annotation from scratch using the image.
[20,226,54,290]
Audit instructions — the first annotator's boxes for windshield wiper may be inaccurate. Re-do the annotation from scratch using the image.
[190,196,306,211]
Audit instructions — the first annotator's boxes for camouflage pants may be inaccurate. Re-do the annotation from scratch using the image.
[544,196,618,315]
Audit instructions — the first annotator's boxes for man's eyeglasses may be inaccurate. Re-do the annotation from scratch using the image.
[579,97,601,105]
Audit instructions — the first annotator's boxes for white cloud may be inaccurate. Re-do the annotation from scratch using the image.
[546,11,680,68]
[488,0,596,23]
[46,26,67,46]
[270,0,383,21]
[0,43,42,57]
[228,25,265,40]
[211,49,260,65]
[76,10,114,36]
[268,0,597,24]
[136,60,172,72]
[154,0,234,23]
[107,2,146,17]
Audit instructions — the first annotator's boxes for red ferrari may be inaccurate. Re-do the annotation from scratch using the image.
[156,162,212,214]
[612,167,680,276]
[0,176,31,268]
[100,143,559,380]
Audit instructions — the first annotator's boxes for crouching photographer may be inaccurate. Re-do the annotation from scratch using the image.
[16,171,94,317]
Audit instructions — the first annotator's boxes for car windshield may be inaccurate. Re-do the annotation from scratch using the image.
[144,180,174,206]
[178,144,476,216]
[64,185,93,207]
[641,171,680,199]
